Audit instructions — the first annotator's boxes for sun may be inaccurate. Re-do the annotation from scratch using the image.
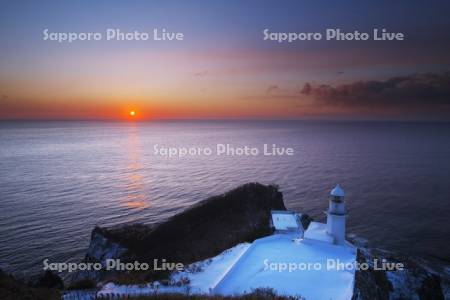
[129,110,136,117]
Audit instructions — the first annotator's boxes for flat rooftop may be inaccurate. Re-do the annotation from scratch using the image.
[304,221,335,243]
[271,210,302,231]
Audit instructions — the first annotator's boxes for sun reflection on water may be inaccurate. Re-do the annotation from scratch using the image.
[122,124,149,210]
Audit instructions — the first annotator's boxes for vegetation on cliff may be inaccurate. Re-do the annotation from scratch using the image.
[92,183,285,266]
[0,269,61,300]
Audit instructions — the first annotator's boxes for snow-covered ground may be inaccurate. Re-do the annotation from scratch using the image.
[214,233,356,300]
[172,243,251,294]
[92,243,251,298]
[73,227,356,300]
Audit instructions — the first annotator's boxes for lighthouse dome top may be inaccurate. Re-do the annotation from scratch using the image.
[330,184,345,197]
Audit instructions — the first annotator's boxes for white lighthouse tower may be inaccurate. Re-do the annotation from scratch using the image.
[326,184,348,245]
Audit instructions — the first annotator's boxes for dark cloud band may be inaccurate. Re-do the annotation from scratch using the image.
[301,72,450,111]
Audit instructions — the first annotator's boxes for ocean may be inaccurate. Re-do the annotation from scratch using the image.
[0,120,449,276]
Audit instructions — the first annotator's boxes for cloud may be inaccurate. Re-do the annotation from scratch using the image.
[266,84,280,95]
[300,72,450,110]
[194,70,209,77]
[300,83,312,95]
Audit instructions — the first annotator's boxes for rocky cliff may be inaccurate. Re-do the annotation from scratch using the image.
[0,269,61,300]
[349,235,446,300]
[82,182,285,282]
[85,229,128,265]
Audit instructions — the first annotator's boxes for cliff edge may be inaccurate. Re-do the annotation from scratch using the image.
[85,182,285,275]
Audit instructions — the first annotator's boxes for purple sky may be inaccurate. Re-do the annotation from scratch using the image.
[1,0,450,120]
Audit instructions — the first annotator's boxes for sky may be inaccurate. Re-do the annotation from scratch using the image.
[1,0,450,120]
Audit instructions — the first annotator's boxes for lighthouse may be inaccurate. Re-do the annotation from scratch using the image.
[326,184,347,245]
